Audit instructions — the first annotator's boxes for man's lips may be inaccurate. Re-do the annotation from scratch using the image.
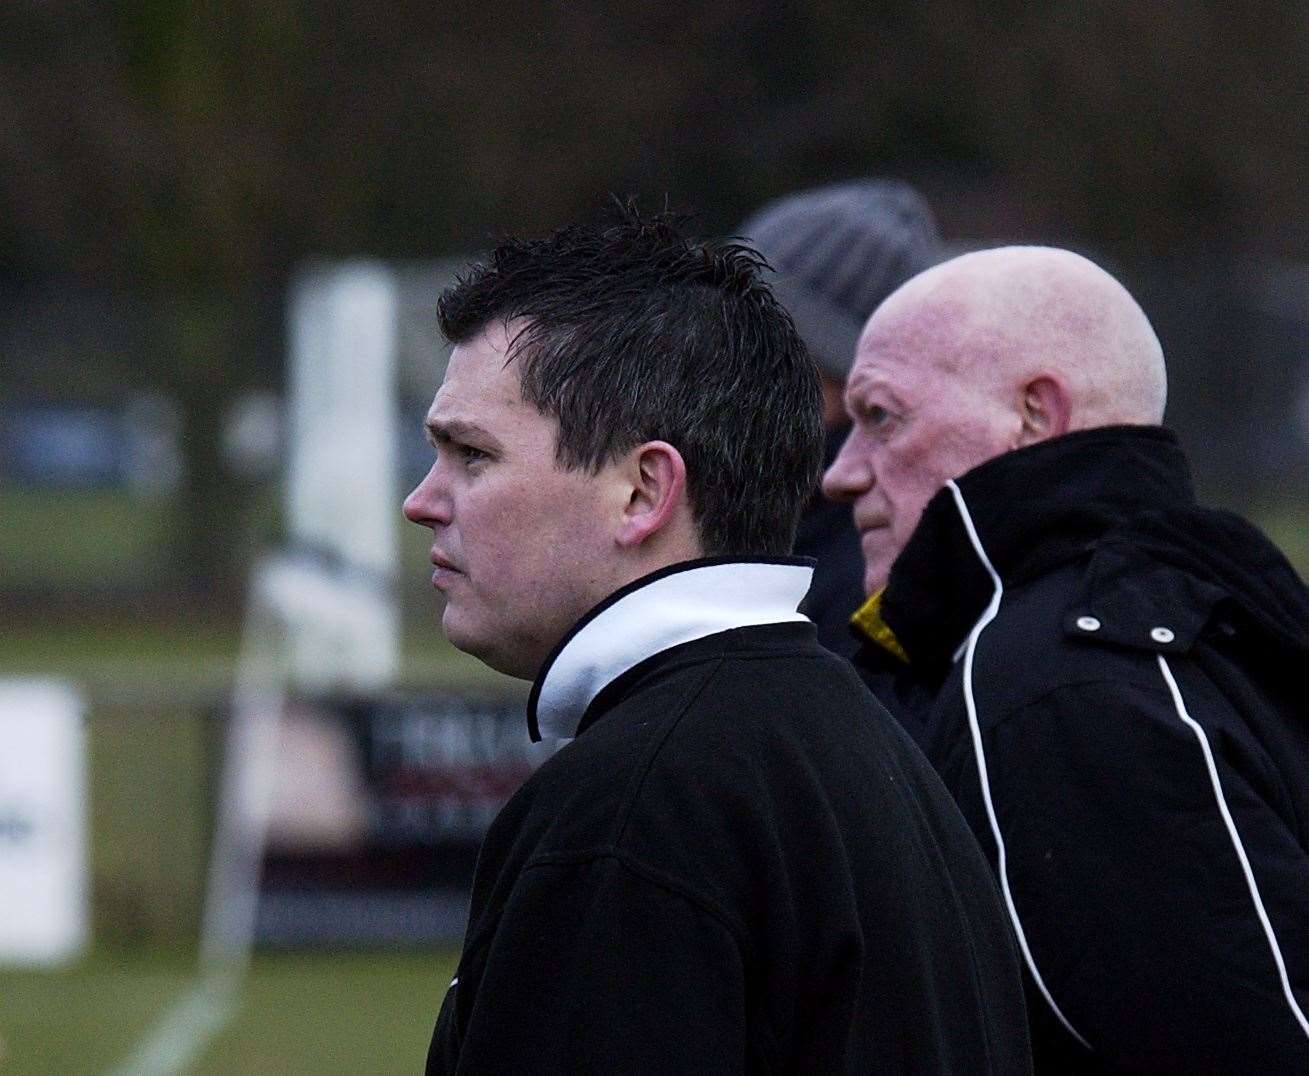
[429,551,462,578]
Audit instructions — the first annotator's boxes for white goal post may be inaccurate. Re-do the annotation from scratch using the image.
[116,259,464,1074]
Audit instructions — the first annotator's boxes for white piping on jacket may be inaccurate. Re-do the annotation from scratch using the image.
[1155,654,1309,1041]
[944,478,1094,1052]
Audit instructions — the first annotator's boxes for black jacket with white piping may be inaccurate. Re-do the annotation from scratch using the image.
[854,425,1309,1074]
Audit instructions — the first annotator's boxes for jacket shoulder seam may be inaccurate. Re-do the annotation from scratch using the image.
[522,844,753,957]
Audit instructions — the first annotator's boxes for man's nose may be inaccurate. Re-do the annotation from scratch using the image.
[821,429,870,503]
[402,463,451,527]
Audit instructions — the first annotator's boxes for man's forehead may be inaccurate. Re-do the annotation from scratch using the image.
[437,330,522,395]
[427,377,518,427]
[423,367,510,436]
[849,320,938,392]
[853,278,990,382]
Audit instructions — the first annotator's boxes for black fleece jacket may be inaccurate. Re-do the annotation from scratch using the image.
[857,426,1309,1074]
[428,559,1031,1074]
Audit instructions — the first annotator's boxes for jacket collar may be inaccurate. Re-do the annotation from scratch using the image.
[877,425,1195,670]
[527,557,814,742]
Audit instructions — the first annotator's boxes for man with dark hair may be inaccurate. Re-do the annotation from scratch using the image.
[739,180,941,657]
[404,205,1031,1074]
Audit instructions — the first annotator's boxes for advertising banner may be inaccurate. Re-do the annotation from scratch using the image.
[256,691,553,944]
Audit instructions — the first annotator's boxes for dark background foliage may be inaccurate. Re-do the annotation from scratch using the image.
[3,1,1307,596]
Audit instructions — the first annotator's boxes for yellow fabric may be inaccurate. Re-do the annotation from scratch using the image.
[850,589,910,664]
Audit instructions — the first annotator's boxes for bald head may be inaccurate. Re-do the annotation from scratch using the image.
[824,245,1169,593]
[865,245,1167,428]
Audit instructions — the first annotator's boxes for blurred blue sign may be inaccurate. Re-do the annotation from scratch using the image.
[1,398,181,492]
[2,406,123,487]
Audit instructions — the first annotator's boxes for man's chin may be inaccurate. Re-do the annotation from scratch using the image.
[861,558,893,595]
[441,611,537,681]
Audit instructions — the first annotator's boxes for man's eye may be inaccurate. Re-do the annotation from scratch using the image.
[865,405,891,427]
[435,441,487,465]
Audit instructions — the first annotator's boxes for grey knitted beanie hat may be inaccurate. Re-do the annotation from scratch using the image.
[738,180,941,379]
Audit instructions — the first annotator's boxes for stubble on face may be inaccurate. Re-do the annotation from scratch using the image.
[418,323,625,681]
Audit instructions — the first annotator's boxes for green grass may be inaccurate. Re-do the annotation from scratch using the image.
[0,609,483,1073]
[0,620,242,700]
[0,948,459,1075]
[0,579,515,1072]
[194,951,457,1075]
[88,705,211,945]
[0,489,176,586]
[0,949,194,1075]
[0,614,518,699]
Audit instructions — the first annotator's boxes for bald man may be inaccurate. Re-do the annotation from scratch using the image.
[825,246,1309,1073]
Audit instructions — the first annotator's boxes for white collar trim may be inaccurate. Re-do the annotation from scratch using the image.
[529,559,814,741]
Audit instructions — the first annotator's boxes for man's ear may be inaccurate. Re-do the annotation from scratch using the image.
[1016,375,1072,447]
[615,441,687,549]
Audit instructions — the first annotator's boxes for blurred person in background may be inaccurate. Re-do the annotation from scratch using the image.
[823,245,1309,1073]
[738,179,940,657]
[404,205,1032,1074]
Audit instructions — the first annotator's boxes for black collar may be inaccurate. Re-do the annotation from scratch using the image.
[880,426,1195,670]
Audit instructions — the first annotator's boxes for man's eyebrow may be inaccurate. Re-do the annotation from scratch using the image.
[843,372,879,405]
[845,374,906,412]
[424,417,499,448]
